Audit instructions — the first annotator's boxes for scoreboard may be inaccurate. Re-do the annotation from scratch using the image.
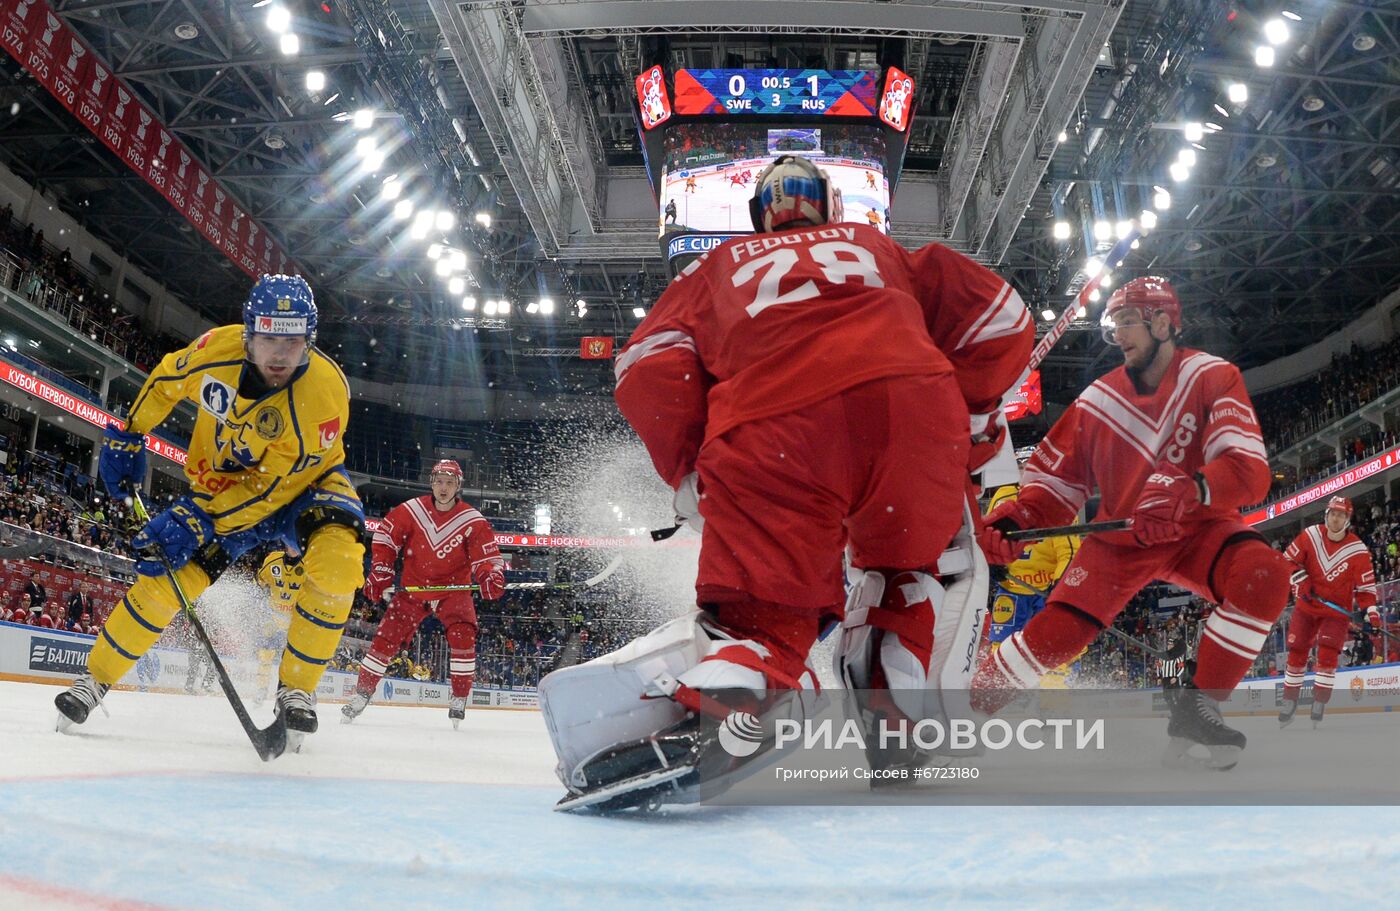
[634,64,916,275]
[672,69,881,117]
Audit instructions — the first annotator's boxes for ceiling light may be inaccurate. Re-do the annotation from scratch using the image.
[1183,121,1203,142]
[1153,188,1171,210]
[1083,257,1104,278]
[1228,83,1248,104]
[410,221,430,240]
[1256,153,1277,169]
[352,108,374,130]
[1185,238,1203,252]
[539,298,555,315]
[1301,95,1324,112]
[576,299,588,317]
[449,251,467,273]
[1053,220,1071,240]
[1169,162,1190,182]
[1056,130,1067,143]
[427,244,443,260]
[1281,11,1301,21]
[461,296,477,311]
[1093,220,1110,240]
[1177,148,1197,167]
[1140,209,1158,230]
[174,22,199,40]
[1264,19,1290,46]
[413,209,434,229]
[632,307,646,319]
[474,212,492,228]
[1353,34,1376,52]
[381,181,401,201]
[435,210,455,231]
[434,259,453,277]
[364,150,384,170]
[1255,45,1275,67]
[279,32,299,56]
[266,5,291,33]
[449,277,465,295]
[498,300,510,313]
[1040,308,1055,322]
[354,136,376,158]
[483,300,497,316]
[305,70,326,92]
[1087,289,1101,303]
[392,200,413,220]
[1205,121,1224,132]
[1115,220,1133,239]
[526,302,540,314]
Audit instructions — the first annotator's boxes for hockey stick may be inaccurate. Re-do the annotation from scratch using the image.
[1027,230,1141,373]
[130,492,287,762]
[1307,593,1400,644]
[404,552,627,594]
[1004,518,1130,541]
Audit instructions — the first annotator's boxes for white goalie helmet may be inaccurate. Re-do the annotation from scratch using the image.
[748,155,844,233]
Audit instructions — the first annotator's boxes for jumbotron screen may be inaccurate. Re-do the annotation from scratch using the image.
[658,123,890,237]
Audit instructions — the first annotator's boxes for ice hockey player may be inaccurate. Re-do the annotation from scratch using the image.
[341,460,505,729]
[55,274,366,751]
[1278,495,1378,727]
[253,549,302,703]
[973,276,1292,770]
[539,154,1033,811]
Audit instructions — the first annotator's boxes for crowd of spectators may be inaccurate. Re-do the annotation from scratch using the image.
[1253,338,1400,452]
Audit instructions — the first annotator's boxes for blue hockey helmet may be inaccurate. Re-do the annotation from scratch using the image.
[749,155,844,233]
[243,274,317,345]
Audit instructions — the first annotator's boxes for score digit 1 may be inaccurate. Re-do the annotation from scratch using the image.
[807,74,819,95]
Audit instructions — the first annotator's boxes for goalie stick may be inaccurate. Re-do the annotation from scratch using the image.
[130,492,288,761]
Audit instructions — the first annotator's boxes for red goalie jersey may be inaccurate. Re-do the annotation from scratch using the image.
[1285,525,1378,619]
[1017,348,1272,543]
[614,222,1032,486]
[370,496,504,595]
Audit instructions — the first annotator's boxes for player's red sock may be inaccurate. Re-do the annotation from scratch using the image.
[355,650,390,694]
[1194,541,1290,699]
[970,601,1099,714]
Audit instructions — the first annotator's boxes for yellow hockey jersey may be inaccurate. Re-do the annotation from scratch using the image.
[987,486,1080,596]
[125,324,351,534]
[257,551,302,616]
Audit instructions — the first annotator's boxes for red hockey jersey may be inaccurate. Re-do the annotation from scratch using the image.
[1018,348,1271,543]
[614,222,1032,487]
[1285,524,1378,618]
[370,496,504,594]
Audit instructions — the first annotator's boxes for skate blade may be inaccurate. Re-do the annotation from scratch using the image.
[286,730,307,754]
[1278,716,1295,728]
[55,713,76,734]
[1161,737,1240,772]
[451,718,462,731]
[554,765,694,814]
[339,713,356,725]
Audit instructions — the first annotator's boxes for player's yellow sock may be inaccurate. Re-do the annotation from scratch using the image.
[88,565,211,686]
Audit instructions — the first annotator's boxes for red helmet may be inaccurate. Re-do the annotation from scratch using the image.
[1325,495,1352,518]
[429,459,463,481]
[1101,276,1181,343]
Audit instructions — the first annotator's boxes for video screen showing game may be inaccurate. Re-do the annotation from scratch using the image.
[658,123,890,237]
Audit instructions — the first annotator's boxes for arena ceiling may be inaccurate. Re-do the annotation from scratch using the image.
[0,0,1397,405]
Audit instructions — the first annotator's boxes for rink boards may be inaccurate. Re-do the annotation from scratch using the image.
[0,620,539,709]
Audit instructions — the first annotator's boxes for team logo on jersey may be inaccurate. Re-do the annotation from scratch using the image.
[198,376,235,419]
[255,406,284,440]
[1063,567,1088,588]
[317,417,341,449]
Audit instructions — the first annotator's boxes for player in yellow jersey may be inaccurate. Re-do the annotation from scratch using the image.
[984,486,1084,685]
[56,274,366,744]
[252,550,302,702]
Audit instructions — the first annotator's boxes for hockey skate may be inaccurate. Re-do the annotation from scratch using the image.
[275,686,317,753]
[1310,700,1326,728]
[54,674,110,732]
[1277,699,1298,728]
[1161,683,1246,771]
[340,689,371,724]
[448,697,467,730]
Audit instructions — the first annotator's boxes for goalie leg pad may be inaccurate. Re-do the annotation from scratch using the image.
[540,607,817,798]
[835,570,940,721]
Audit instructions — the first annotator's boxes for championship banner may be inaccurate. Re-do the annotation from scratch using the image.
[0,360,188,465]
[0,0,289,278]
[579,337,615,360]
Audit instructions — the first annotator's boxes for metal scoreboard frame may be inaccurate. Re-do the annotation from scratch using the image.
[634,65,916,275]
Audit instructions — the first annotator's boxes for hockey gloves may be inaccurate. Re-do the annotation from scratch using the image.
[673,472,704,534]
[364,564,394,603]
[477,567,507,601]
[968,412,1008,477]
[132,496,215,576]
[1130,463,1202,547]
[978,498,1034,565]
[98,423,147,500]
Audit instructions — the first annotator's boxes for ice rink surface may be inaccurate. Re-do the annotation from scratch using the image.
[3,679,1399,911]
